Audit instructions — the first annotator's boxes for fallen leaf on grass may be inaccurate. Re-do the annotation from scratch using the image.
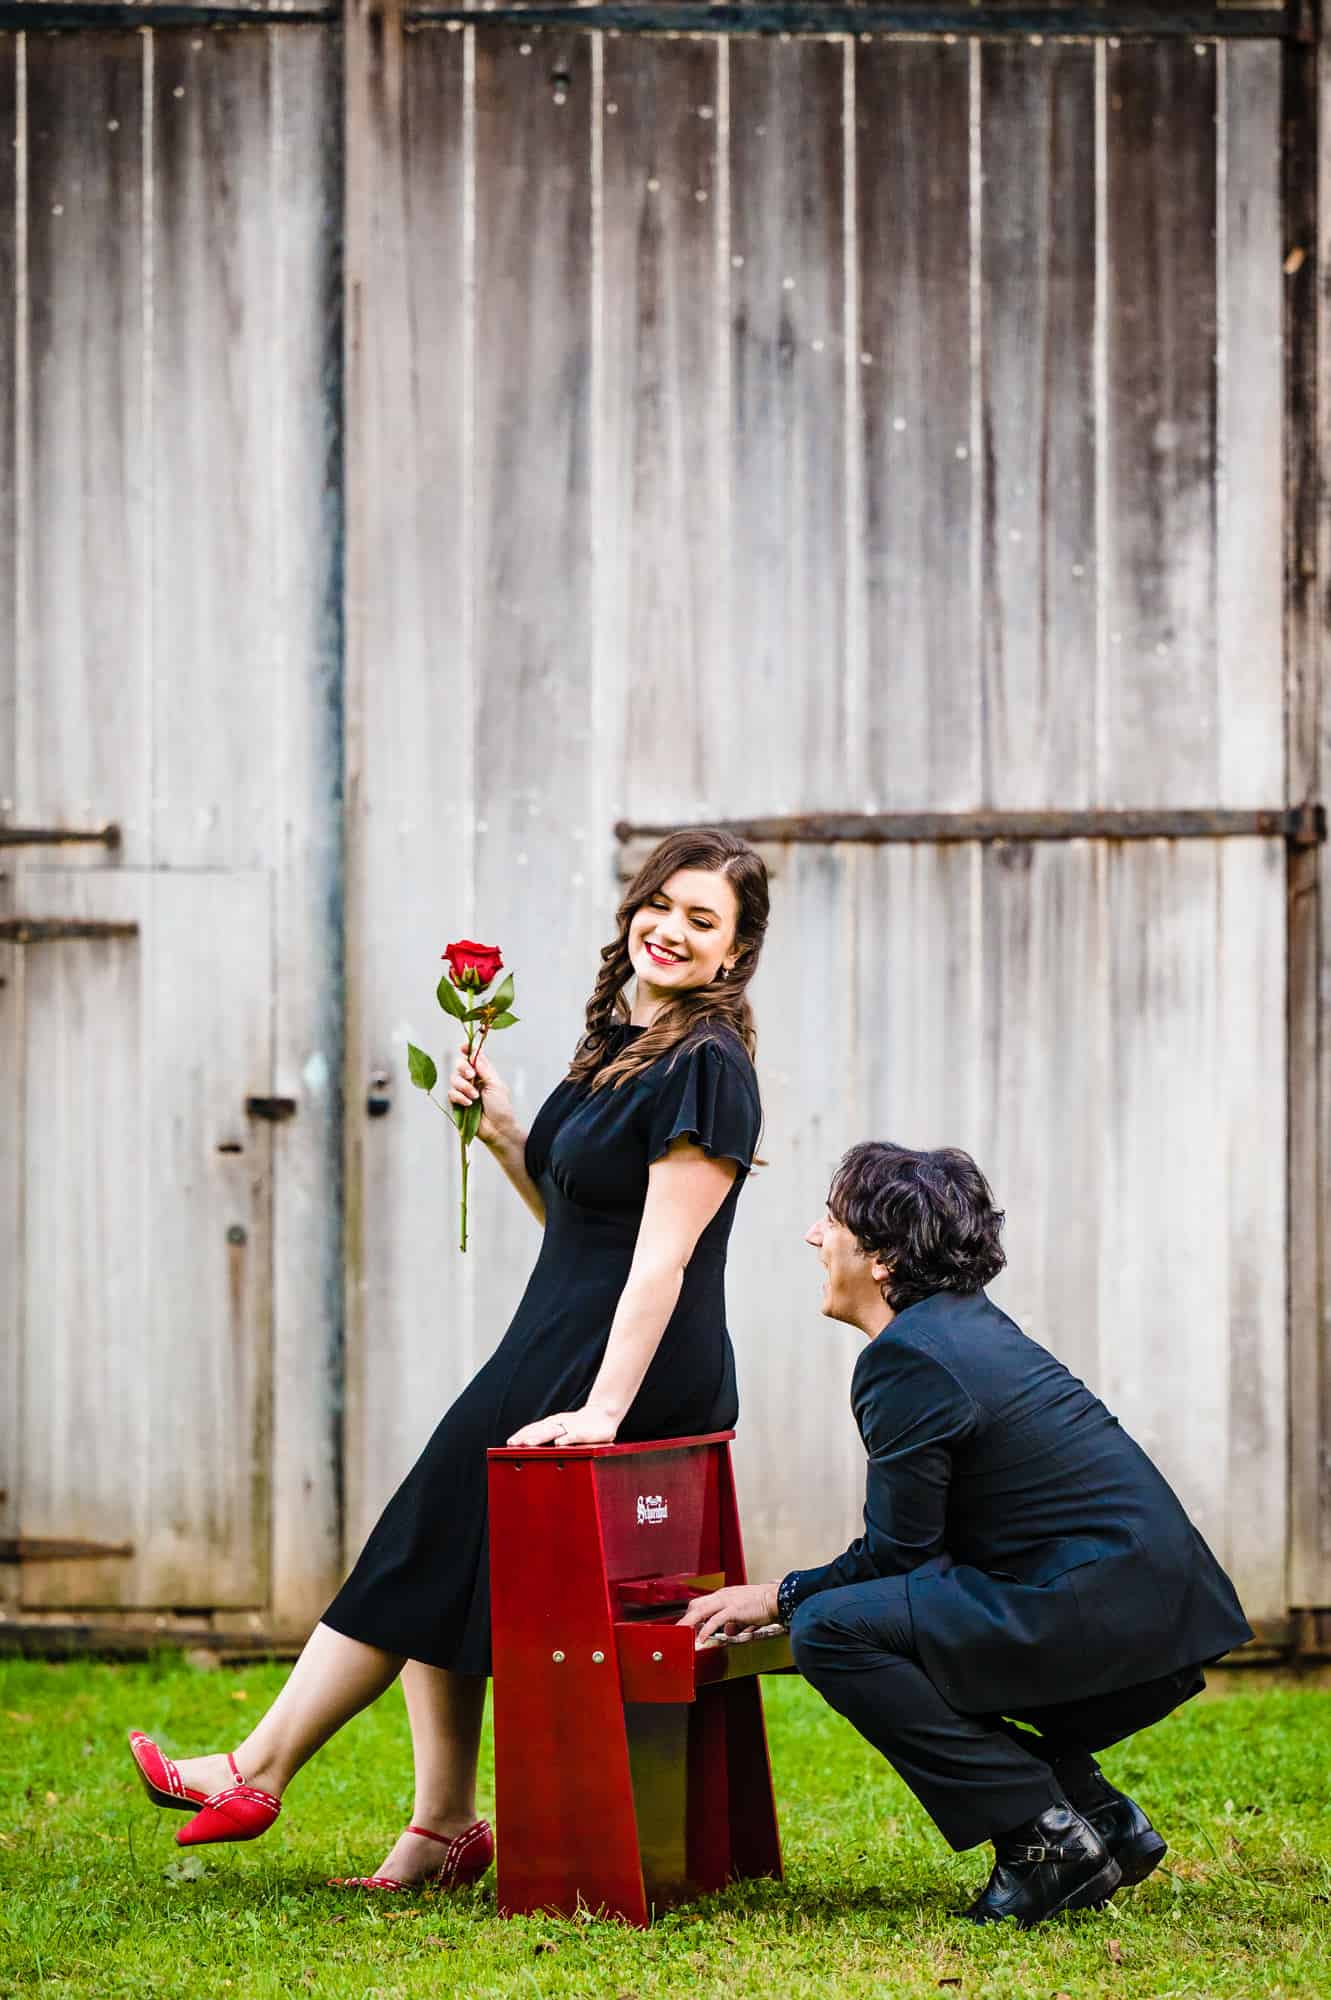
[422,1937,458,1950]
[163,1854,208,1882]
[326,1915,347,1925]
[533,1941,558,1955]
[383,1909,418,1921]
[44,1790,59,1805]
[1107,1938,1124,1965]
[5,1710,34,1723]
[231,1689,249,1702]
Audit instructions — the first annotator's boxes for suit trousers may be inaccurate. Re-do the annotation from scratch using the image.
[789,1577,1206,1851]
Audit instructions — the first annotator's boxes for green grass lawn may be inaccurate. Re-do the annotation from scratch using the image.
[1,1656,1328,1999]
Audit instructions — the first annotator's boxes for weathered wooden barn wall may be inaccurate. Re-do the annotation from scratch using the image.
[345,17,1296,1624]
[1,2,1325,1647]
[0,24,344,1636]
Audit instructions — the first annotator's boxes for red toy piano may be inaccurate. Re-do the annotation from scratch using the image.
[487,1431,793,1926]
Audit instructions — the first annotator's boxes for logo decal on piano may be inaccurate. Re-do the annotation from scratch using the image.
[636,1494,668,1525]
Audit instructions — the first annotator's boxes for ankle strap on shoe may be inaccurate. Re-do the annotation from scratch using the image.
[1006,1840,1075,1864]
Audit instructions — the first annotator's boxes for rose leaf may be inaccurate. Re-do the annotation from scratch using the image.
[407,1043,438,1091]
[436,975,468,1021]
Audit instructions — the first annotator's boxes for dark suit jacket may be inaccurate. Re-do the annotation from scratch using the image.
[784,1289,1252,1712]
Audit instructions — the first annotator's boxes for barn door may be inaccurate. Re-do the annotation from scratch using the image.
[343,13,1308,1627]
[6,867,274,1610]
[0,23,343,1635]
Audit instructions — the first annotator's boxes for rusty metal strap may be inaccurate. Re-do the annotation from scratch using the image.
[616,806,1327,849]
[0,1538,134,1563]
[0,824,120,849]
[0,920,139,944]
[404,3,1299,37]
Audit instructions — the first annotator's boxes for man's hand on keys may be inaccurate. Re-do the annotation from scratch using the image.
[677,1581,783,1649]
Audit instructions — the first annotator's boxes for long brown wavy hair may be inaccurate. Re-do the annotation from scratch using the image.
[568,828,771,1090]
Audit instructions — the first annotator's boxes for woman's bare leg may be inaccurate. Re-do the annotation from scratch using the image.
[171,1623,404,1800]
[369,1662,488,1885]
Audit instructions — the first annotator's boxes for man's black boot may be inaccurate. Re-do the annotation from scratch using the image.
[1056,1758,1168,1887]
[962,1802,1121,1928]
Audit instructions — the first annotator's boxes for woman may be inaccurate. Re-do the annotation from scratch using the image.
[128,827,769,1892]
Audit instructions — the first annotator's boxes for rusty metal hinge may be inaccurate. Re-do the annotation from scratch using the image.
[0,824,120,850]
[0,919,139,944]
[0,1537,134,1563]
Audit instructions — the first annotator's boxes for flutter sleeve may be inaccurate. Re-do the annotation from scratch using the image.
[645,1033,761,1175]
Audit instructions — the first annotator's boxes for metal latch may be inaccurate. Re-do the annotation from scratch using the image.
[0,920,139,943]
[245,1096,297,1122]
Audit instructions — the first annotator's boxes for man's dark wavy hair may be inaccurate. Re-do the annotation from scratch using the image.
[827,1142,1006,1314]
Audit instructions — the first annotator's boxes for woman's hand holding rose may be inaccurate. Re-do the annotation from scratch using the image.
[446,1043,515,1150]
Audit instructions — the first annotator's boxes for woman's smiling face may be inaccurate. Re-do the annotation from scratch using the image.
[627,867,741,1001]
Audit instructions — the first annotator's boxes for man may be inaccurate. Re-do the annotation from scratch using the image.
[682,1143,1252,1927]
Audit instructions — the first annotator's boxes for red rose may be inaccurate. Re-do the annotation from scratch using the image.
[443,939,504,992]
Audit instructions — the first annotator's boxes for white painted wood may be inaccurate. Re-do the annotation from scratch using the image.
[20,35,150,865]
[467,22,606,1518]
[342,15,475,1550]
[1217,40,1284,808]
[727,843,868,1584]
[714,36,848,820]
[601,33,721,829]
[979,42,1098,810]
[0,39,20,1608]
[977,839,1111,1396]
[1101,42,1220,808]
[19,869,273,1611]
[150,30,282,870]
[261,26,345,1633]
[856,40,979,812]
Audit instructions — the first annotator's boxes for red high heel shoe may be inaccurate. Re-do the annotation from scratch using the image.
[127,1730,210,1813]
[327,1818,494,1893]
[174,1754,282,1848]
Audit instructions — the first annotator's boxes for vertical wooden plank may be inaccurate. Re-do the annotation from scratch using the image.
[0,35,21,1613]
[602,33,720,827]
[726,844,866,1583]
[469,22,600,1494]
[0,37,15,826]
[1102,41,1218,806]
[342,13,472,1550]
[18,874,143,1609]
[716,35,846,818]
[22,35,148,859]
[258,24,345,1633]
[1217,40,1283,808]
[978,841,1109,1393]
[856,39,977,810]
[858,843,985,1153]
[150,27,279,870]
[979,41,1097,810]
[1288,23,1328,1609]
[1217,839,1288,1615]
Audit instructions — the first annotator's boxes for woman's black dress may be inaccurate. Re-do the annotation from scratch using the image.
[323,1023,762,1673]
